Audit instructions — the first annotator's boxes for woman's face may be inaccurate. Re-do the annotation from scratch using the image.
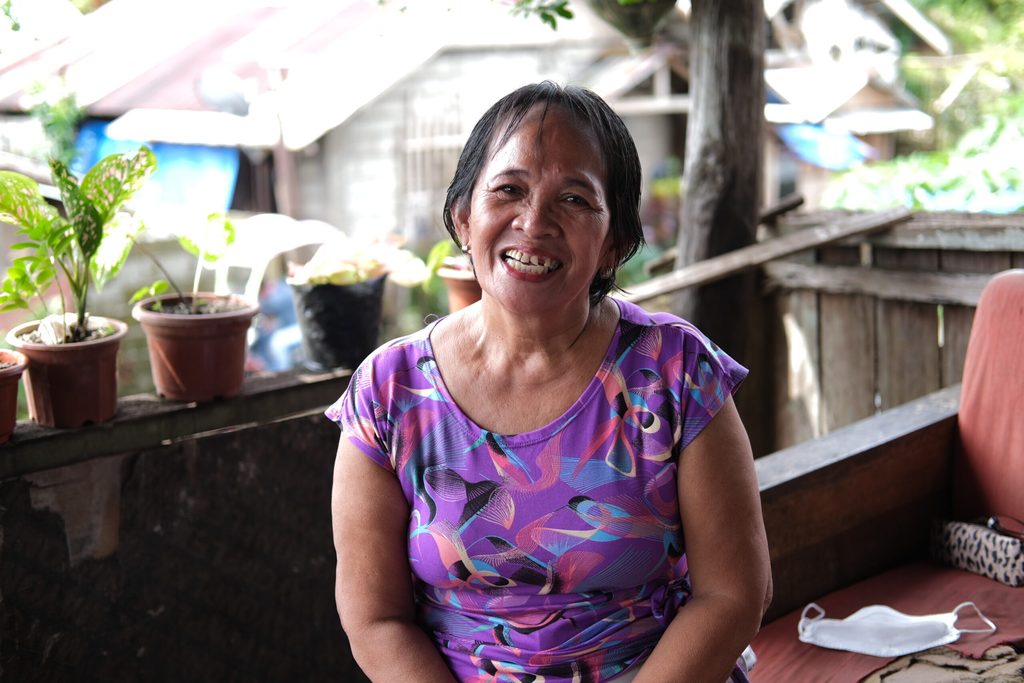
[454,105,613,316]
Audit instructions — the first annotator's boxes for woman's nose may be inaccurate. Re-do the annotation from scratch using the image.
[514,200,557,237]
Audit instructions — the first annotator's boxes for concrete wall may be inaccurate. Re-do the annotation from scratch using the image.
[0,412,364,682]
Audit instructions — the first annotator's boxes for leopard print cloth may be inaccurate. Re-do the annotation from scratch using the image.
[931,521,1024,587]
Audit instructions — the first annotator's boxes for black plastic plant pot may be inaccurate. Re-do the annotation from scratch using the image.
[290,275,386,371]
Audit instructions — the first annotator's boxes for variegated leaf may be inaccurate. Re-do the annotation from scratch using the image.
[0,171,59,234]
[81,146,157,225]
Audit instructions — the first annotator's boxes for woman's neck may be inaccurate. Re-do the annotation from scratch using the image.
[467,296,611,368]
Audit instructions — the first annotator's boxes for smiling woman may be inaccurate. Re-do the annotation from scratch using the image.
[327,82,771,683]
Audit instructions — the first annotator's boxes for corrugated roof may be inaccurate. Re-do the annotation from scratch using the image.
[0,0,614,150]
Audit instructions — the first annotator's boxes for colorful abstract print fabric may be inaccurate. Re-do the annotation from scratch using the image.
[327,299,749,682]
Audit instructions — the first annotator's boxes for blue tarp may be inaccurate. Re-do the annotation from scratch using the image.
[776,123,876,171]
[74,120,240,215]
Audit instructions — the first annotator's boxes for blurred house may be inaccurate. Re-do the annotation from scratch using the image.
[761,0,949,207]
[0,0,949,250]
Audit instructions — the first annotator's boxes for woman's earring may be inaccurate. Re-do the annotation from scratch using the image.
[461,244,470,254]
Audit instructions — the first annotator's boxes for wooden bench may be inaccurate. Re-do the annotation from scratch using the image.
[750,269,1024,682]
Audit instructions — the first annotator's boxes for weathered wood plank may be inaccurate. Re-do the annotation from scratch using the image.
[648,195,807,276]
[627,208,912,303]
[816,245,861,267]
[758,385,959,619]
[763,262,992,306]
[820,291,877,432]
[939,250,1013,273]
[772,289,820,450]
[759,193,805,225]
[782,210,1024,252]
[937,252,1009,385]
[814,248,877,435]
[941,305,974,386]
[874,248,942,411]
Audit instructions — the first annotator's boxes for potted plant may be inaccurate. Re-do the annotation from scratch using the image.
[0,349,28,443]
[0,146,156,428]
[285,233,428,370]
[424,239,481,313]
[130,213,259,402]
[582,0,678,48]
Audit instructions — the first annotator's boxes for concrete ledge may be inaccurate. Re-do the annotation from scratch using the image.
[0,367,352,480]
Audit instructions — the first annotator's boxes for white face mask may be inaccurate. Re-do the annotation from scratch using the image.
[798,601,996,658]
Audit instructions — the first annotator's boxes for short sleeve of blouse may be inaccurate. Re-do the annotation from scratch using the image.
[656,314,748,452]
[325,357,394,471]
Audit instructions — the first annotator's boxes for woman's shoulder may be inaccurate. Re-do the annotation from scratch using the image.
[614,297,712,347]
[351,322,437,385]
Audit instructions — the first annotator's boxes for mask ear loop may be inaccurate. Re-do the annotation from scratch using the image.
[952,601,997,634]
[798,603,826,639]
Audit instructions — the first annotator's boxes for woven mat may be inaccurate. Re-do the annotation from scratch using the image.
[863,644,1024,682]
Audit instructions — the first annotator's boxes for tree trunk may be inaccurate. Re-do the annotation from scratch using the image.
[675,0,768,451]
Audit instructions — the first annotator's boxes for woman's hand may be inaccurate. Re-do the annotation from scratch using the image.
[633,397,772,682]
[331,437,458,682]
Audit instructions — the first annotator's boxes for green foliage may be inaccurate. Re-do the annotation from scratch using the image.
[129,280,169,306]
[177,212,236,265]
[132,212,236,312]
[510,0,573,30]
[179,212,235,299]
[825,2,1024,213]
[508,0,667,29]
[2,0,18,31]
[0,146,157,341]
[823,99,1024,213]
[423,239,457,294]
[27,86,84,168]
[901,1,1024,147]
[912,0,1024,52]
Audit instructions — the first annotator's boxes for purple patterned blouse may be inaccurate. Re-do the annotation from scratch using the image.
[327,299,749,682]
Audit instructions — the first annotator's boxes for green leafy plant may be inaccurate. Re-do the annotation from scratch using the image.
[285,232,428,289]
[421,238,476,295]
[129,212,237,314]
[0,146,157,343]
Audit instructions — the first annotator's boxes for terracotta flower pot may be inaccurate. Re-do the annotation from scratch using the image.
[6,317,128,428]
[132,292,259,402]
[0,349,28,443]
[438,266,482,313]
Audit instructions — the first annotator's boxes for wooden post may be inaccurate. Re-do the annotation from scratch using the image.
[676,0,765,296]
[675,0,766,450]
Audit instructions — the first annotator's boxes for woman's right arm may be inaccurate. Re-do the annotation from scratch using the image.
[331,437,458,682]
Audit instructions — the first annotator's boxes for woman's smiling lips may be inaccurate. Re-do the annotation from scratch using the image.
[501,248,563,276]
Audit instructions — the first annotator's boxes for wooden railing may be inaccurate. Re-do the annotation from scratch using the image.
[766,210,1024,449]
[627,208,1024,452]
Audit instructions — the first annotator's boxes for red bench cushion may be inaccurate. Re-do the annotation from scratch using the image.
[750,562,1024,682]
[955,269,1024,521]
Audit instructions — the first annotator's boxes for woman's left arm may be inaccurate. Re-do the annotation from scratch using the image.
[634,396,772,683]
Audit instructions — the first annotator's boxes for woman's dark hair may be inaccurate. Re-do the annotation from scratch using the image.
[442,81,644,306]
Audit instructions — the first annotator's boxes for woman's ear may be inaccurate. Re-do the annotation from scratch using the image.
[599,239,618,273]
[452,200,471,249]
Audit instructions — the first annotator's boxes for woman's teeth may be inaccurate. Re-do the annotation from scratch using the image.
[503,249,561,274]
